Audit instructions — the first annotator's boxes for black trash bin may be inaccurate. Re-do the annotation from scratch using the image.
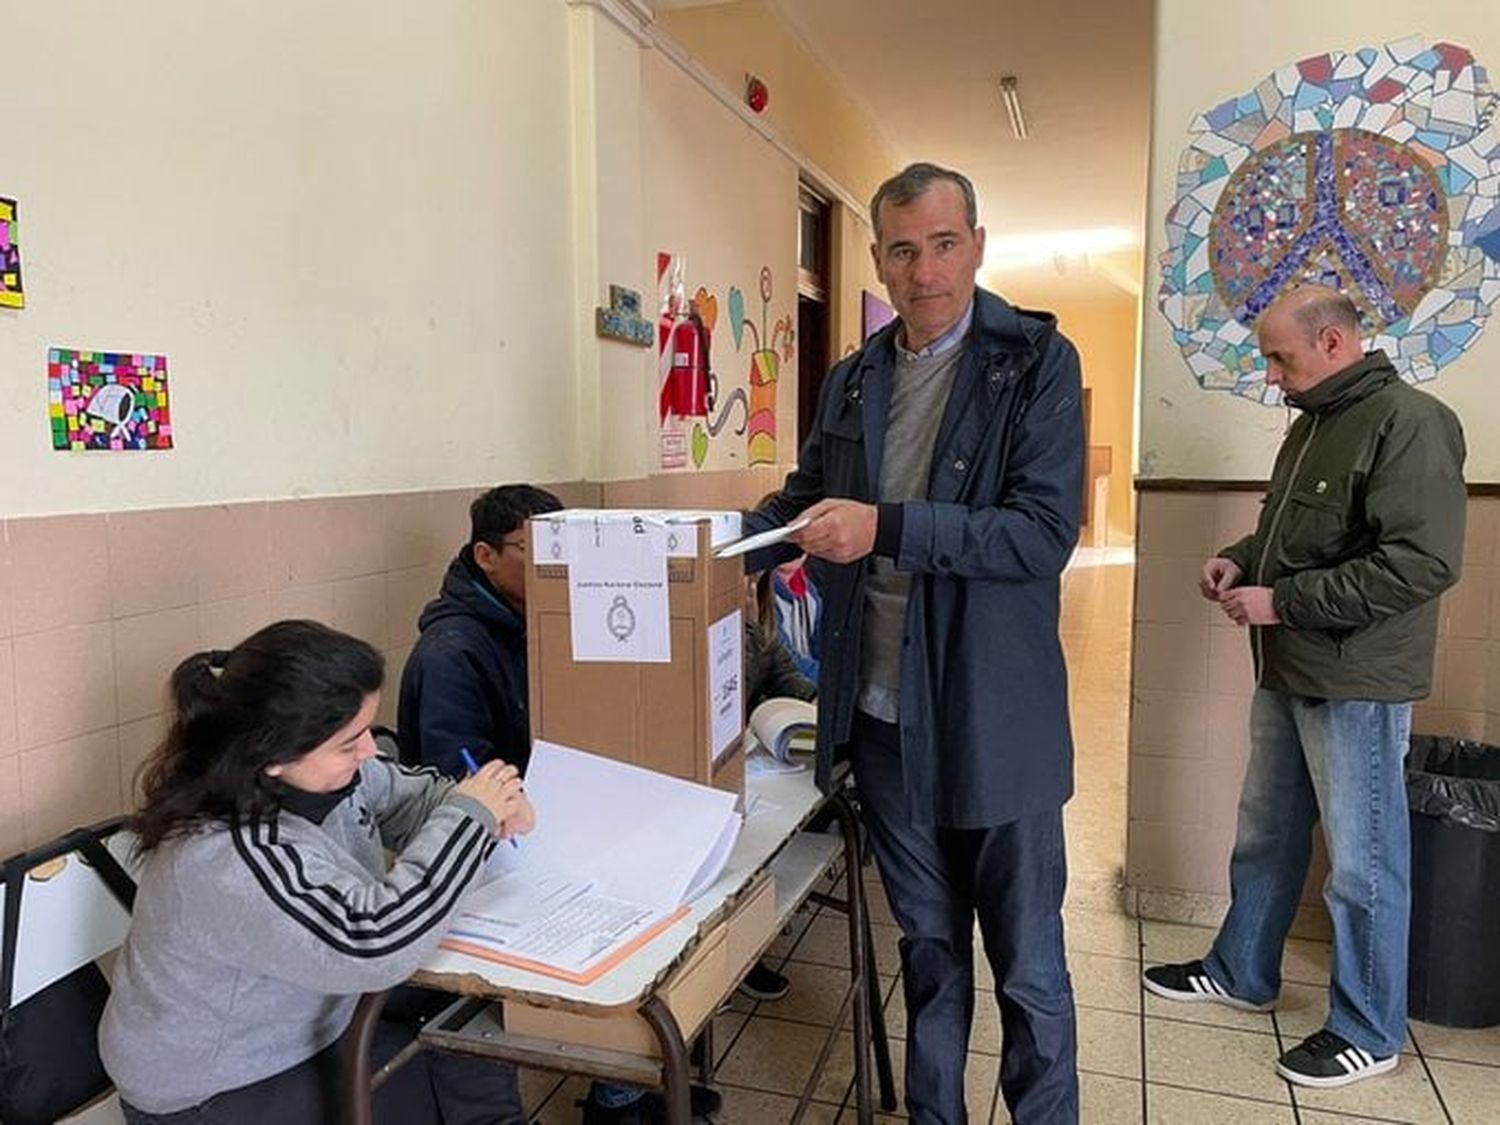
[1406,735,1500,1028]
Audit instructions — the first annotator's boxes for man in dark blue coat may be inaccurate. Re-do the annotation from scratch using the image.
[397,484,562,776]
[745,163,1084,1123]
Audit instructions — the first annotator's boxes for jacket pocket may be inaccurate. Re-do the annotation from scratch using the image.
[1278,487,1352,567]
[822,393,863,441]
[819,392,865,492]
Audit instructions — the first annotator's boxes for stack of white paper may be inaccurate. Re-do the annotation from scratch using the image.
[442,741,742,982]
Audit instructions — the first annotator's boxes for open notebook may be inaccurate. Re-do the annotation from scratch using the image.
[441,741,742,984]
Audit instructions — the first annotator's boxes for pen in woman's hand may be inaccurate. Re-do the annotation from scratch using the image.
[459,747,519,848]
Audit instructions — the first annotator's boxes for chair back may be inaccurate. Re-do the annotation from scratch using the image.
[0,819,138,1125]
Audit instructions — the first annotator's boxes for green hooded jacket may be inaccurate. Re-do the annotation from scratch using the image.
[1219,350,1466,702]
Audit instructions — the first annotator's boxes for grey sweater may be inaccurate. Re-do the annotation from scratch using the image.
[858,343,963,720]
[99,758,497,1114]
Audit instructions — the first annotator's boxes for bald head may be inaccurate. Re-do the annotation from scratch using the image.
[1256,285,1367,396]
[1277,286,1362,343]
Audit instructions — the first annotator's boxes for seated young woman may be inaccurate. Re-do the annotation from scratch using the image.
[99,619,535,1125]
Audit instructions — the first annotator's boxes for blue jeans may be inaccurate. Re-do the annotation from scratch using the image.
[1205,689,1412,1056]
[850,714,1078,1124]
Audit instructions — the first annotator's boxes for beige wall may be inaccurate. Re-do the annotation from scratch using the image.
[0,0,579,517]
[655,0,899,405]
[0,467,812,857]
[832,205,888,362]
[0,0,910,852]
[639,48,801,471]
[0,485,604,856]
[1129,489,1320,931]
[1140,0,1500,482]
[656,0,900,209]
[1012,294,1140,544]
[569,4,650,482]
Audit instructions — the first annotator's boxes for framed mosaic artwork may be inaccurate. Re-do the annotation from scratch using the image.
[48,348,173,451]
[1158,36,1500,403]
[0,197,23,309]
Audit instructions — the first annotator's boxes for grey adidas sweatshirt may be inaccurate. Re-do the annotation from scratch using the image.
[99,757,497,1115]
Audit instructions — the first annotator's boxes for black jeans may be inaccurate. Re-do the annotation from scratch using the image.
[849,713,1079,1124]
[120,986,526,1125]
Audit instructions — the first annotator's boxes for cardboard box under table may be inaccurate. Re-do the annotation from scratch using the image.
[524,512,746,799]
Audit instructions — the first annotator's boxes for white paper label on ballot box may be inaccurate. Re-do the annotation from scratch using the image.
[566,517,671,662]
[708,609,743,765]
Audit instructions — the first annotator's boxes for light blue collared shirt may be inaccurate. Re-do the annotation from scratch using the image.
[896,298,975,360]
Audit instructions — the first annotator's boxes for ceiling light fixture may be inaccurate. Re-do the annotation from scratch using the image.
[999,75,1028,140]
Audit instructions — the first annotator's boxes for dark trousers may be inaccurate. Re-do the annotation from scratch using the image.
[849,714,1078,1124]
[120,986,526,1125]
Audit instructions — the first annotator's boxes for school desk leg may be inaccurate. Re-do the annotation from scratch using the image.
[829,791,874,1124]
[340,989,391,1125]
[864,897,898,1111]
[641,995,692,1125]
[694,1022,715,1084]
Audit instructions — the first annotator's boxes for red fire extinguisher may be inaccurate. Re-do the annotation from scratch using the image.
[660,311,710,421]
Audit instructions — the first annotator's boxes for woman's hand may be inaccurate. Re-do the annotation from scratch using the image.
[454,761,525,835]
[500,793,536,839]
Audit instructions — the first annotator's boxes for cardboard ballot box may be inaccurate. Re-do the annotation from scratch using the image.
[525,511,746,800]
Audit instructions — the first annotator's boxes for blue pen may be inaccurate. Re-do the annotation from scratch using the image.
[460,747,519,848]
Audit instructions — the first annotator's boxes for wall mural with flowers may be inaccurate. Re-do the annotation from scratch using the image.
[656,252,794,470]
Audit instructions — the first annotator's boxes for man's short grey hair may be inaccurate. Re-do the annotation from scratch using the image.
[869,163,978,242]
[1291,287,1362,343]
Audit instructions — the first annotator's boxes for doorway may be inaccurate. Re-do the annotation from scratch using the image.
[796,184,831,451]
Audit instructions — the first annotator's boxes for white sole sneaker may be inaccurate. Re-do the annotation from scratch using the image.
[1277,1052,1399,1087]
[1142,967,1276,1012]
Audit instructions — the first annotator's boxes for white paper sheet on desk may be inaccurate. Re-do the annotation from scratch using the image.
[446,874,673,979]
[440,741,742,982]
[712,517,810,559]
[518,741,740,908]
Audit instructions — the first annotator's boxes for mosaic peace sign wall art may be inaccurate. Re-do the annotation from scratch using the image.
[1159,36,1500,403]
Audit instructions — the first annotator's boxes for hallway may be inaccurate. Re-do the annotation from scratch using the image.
[520,549,1497,1123]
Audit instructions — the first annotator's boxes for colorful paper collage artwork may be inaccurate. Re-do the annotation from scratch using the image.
[1159,37,1500,403]
[49,349,173,451]
[0,197,23,309]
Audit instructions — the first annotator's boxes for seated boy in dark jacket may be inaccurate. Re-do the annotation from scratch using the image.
[396,484,562,774]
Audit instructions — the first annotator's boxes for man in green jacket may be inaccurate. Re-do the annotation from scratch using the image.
[1144,285,1466,1089]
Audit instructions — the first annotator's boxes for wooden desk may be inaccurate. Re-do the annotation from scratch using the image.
[342,767,897,1124]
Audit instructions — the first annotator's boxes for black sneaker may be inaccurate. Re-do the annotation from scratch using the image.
[737,960,790,1001]
[1276,1029,1398,1087]
[580,1083,722,1123]
[1142,959,1275,1012]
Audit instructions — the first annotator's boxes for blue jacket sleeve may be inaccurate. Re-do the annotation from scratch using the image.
[408,642,503,780]
[896,335,1084,581]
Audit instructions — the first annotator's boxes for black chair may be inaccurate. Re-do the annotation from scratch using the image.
[0,818,138,1125]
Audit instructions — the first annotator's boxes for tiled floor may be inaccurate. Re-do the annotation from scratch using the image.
[516,549,1500,1123]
